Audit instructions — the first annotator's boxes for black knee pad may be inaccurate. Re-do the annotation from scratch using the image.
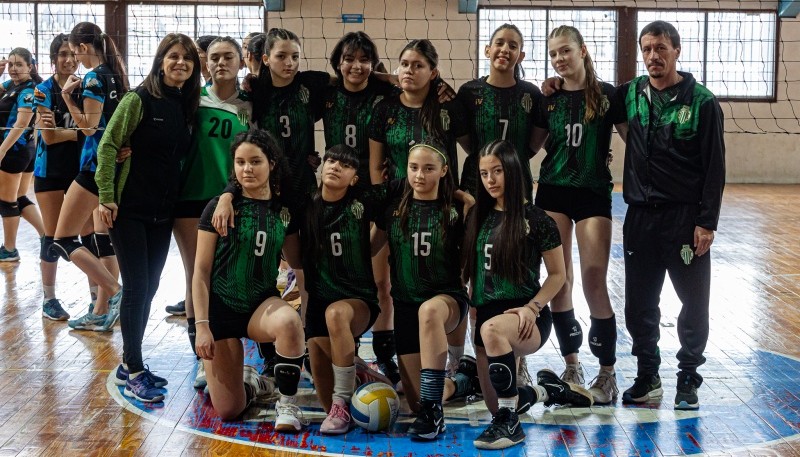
[588,315,617,366]
[80,233,99,257]
[40,236,60,263]
[552,310,583,357]
[51,236,82,262]
[487,351,517,398]
[372,330,397,363]
[92,233,115,257]
[274,358,302,396]
[0,200,20,217]
[16,196,34,211]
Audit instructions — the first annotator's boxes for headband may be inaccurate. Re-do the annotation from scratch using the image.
[409,143,447,164]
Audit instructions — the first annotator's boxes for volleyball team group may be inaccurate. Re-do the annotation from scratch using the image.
[0,15,725,450]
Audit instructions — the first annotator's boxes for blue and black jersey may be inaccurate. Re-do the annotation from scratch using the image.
[32,77,81,179]
[78,64,123,172]
[0,79,36,153]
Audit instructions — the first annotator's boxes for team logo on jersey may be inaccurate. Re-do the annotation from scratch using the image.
[440,110,451,131]
[23,93,34,104]
[299,85,310,104]
[475,98,483,106]
[449,207,459,224]
[351,200,364,220]
[680,244,694,265]
[676,105,692,124]
[599,95,610,116]
[280,207,291,227]
[547,103,556,112]
[33,88,46,103]
[524,219,530,235]
[85,77,100,88]
[237,108,250,126]
[387,117,395,125]
[521,93,533,113]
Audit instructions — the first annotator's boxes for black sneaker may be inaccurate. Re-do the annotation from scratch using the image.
[165,300,186,316]
[622,374,663,404]
[516,385,536,414]
[377,359,402,386]
[674,372,700,410]
[407,401,445,440]
[448,355,478,400]
[473,407,525,450]
[536,368,594,407]
[261,355,276,378]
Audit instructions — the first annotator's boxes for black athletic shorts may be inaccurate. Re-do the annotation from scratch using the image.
[35,175,75,193]
[207,291,279,341]
[393,293,471,356]
[73,170,99,196]
[304,295,380,340]
[174,199,212,219]
[474,298,552,349]
[0,144,35,174]
[535,183,611,222]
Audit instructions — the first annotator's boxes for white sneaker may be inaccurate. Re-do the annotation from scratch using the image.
[560,362,585,387]
[588,370,619,404]
[276,268,289,290]
[244,365,275,403]
[275,397,307,433]
[517,356,533,387]
[193,362,207,389]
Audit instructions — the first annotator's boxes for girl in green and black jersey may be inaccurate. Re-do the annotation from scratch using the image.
[193,129,306,432]
[463,140,590,450]
[530,26,625,404]
[456,23,543,202]
[372,140,470,441]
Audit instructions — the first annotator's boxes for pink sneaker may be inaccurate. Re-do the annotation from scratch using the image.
[320,398,351,434]
[355,358,392,386]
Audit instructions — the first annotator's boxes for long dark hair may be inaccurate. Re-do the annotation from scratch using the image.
[549,25,604,123]
[69,22,129,92]
[8,48,42,84]
[489,23,526,80]
[330,31,380,81]
[250,28,301,119]
[399,39,445,140]
[229,128,290,201]
[463,140,529,285]
[246,33,265,62]
[397,138,456,237]
[142,33,201,124]
[49,33,70,65]
[303,144,360,262]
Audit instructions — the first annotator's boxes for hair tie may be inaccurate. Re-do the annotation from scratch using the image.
[409,143,447,164]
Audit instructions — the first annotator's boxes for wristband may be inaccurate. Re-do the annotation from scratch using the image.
[195,319,210,325]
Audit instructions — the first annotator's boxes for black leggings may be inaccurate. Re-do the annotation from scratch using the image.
[109,216,173,374]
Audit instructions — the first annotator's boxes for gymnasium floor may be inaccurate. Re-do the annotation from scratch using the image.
[0,184,798,456]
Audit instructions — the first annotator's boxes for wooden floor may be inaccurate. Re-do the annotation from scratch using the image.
[0,184,798,457]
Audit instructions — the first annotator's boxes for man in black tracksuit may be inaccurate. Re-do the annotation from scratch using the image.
[611,21,726,410]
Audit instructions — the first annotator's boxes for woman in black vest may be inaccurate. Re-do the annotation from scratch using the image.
[95,33,201,402]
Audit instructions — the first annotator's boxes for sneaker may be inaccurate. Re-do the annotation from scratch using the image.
[0,245,19,262]
[115,364,168,388]
[42,298,70,321]
[281,269,298,301]
[588,370,619,404]
[407,401,445,440]
[473,407,525,450]
[193,362,207,389]
[320,397,351,434]
[274,397,307,433]
[517,356,533,387]
[355,357,392,386]
[124,372,165,402]
[376,359,402,387]
[622,374,663,404]
[275,268,289,289]
[243,365,275,403]
[536,368,593,407]
[674,372,700,410]
[560,362,585,387]
[99,288,123,331]
[261,356,277,378]
[448,355,478,400]
[165,300,186,316]
[68,311,107,331]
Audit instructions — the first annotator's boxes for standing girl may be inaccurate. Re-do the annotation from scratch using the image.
[194,129,307,432]
[463,140,591,450]
[33,35,81,319]
[531,26,621,404]
[51,21,129,331]
[373,140,470,440]
[95,33,201,402]
[0,47,45,262]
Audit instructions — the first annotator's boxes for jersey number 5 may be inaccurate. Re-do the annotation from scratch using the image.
[484,243,492,270]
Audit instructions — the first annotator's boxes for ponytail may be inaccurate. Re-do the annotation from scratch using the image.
[548,25,603,123]
[69,22,129,93]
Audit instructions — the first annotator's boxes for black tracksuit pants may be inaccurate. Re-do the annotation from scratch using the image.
[623,203,710,378]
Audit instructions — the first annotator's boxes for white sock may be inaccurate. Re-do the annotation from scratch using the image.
[533,384,548,403]
[332,364,356,403]
[43,285,56,301]
[447,345,464,365]
[498,396,518,410]
[280,394,297,405]
[90,286,98,305]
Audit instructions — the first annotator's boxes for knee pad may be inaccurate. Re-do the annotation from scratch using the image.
[40,236,60,263]
[92,233,115,257]
[552,310,583,357]
[0,200,20,218]
[274,360,302,396]
[588,315,618,366]
[16,196,34,212]
[487,352,517,398]
[372,330,396,363]
[80,233,99,257]
[51,236,82,262]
